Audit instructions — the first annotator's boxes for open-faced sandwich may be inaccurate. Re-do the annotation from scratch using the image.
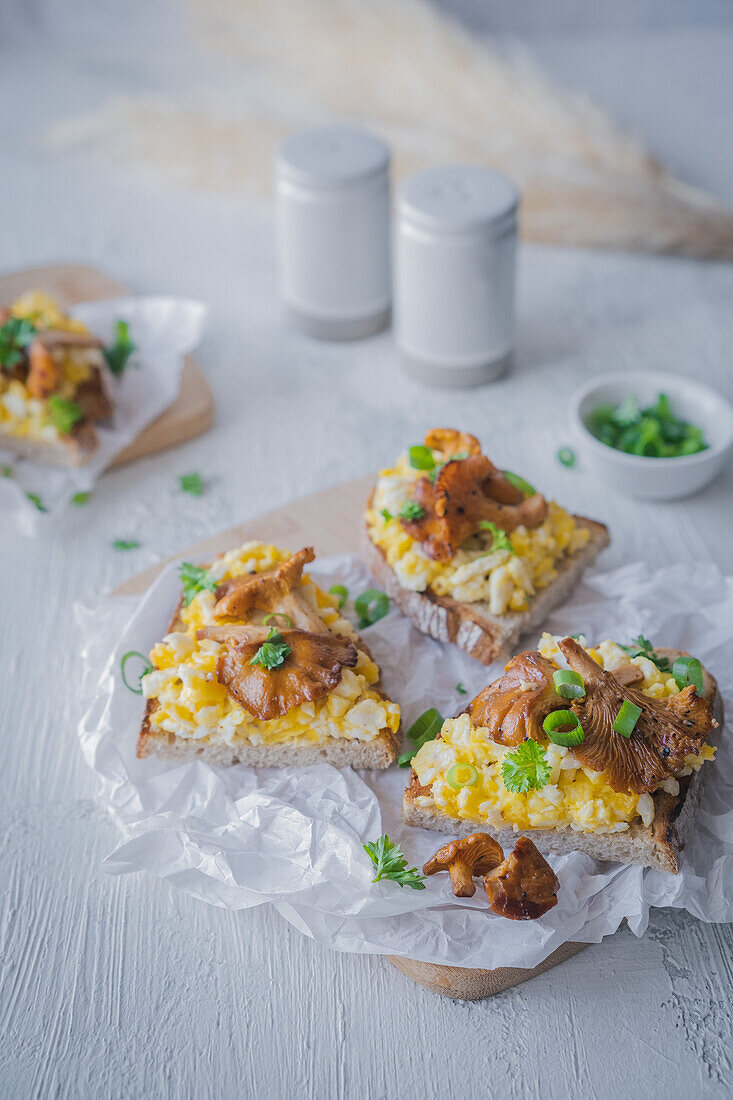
[0,290,112,466]
[363,428,609,665]
[138,542,401,768]
[403,634,719,872]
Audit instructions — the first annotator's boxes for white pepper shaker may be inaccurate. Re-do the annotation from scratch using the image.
[395,165,520,385]
[276,125,391,340]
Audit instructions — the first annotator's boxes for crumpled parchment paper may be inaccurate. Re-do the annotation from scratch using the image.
[0,296,206,530]
[76,554,733,969]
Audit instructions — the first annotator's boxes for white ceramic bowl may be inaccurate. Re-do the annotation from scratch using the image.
[571,370,733,500]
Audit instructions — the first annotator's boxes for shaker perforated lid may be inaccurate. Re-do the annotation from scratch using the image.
[277,125,390,189]
[398,165,519,234]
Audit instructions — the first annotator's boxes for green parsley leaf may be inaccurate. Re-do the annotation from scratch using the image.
[363,834,426,890]
[112,538,140,550]
[620,635,671,673]
[0,317,36,372]
[103,319,136,376]
[456,682,467,695]
[380,508,393,522]
[180,472,204,496]
[71,491,90,505]
[26,491,47,512]
[179,561,218,606]
[501,740,551,794]
[249,627,292,670]
[479,520,514,555]
[399,500,425,522]
[48,395,83,435]
[1,464,12,478]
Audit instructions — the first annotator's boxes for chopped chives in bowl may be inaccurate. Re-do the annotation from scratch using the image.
[586,392,708,458]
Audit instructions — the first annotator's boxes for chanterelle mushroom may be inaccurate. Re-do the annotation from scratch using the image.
[483,837,559,920]
[423,832,504,897]
[424,428,481,458]
[468,652,565,746]
[214,547,326,633]
[401,452,549,561]
[557,637,716,794]
[199,626,358,721]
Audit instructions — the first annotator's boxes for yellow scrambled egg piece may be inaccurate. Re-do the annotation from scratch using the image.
[365,450,590,614]
[143,542,401,749]
[411,634,715,834]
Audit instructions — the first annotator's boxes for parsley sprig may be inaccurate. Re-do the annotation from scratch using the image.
[620,635,671,673]
[363,834,426,890]
[249,628,291,670]
[103,319,135,376]
[180,472,204,496]
[0,317,36,372]
[48,395,83,435]
[399,500,425,522]
[179,561,218,606]
[112,538,140,550]
[501,740,551,794]
[479,520,514,555]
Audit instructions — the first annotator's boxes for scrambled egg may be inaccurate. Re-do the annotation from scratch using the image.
[411,634,715,834]
[365,449,590,615]
[0,291,94,442]
[142,542,401,749]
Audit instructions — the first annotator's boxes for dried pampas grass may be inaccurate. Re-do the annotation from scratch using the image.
[46,0,733,257]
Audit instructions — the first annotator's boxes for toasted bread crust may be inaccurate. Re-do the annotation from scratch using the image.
[402,651,721,873]
[363,495,610,665]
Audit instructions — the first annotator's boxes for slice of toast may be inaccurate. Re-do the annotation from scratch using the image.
[137,568,399,770]
[403,650,721,873]
[363,499,610,666]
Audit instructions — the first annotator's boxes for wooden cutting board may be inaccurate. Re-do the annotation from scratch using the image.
[0,263,213,466]
[113,474,587,999]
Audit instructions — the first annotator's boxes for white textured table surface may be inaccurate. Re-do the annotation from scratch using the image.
[2,4,733,1098]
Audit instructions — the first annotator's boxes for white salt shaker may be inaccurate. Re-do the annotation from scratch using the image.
[395,165,520,385]
[276,125,391,340]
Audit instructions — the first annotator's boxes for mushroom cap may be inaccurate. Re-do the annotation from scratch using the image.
[468,651,564,746]
[214,547,315,619]
[558,637,716,794]
[483,837,559,920]
[401,453,548,561]
[423,832,504,878]
[215,628,358,721]
[424,428,481,457]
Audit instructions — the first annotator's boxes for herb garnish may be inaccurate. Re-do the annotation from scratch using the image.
[620,635,671,673]
[329,584,348,609]
[112,539,140,550]
[249,628,291,670]
[0,317,36,371]
[399,501,425,522]
[501,740,551,794]
[456,682,467,695]
[180,472,204,496]
[121,650,154,694]
[1,464,12,478]
[26,492,47,512]
[71,491,90,505]
[179,561,218,606]
[397,707,444,768]
[354,588,390,629]
[48,395,83,435]
[479,520,514,555]
[103,319,135,376]
[587,392,708,457]
[363,834,426,890]
[380,508,393,522]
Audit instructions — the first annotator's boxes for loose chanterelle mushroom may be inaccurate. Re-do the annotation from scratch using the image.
[422,832,504,897]
[400,441,549,561]
[483,837,559,920]
[557,637,716,794]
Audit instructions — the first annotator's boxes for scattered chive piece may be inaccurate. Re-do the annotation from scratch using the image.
[179,472,204,496]
[380,508,393,522]
[112,539,140,550]
[363,834,426,890]
[26,492,47,512]
[71,491,90,505]
[103,319,135,376]
[586,392,708,458]
[552,669,586,700]
[408,444,436,472]
[262,612,293,629]
[399,500,425,522]
[249,627,291,670]
[501,740,551,793]
[179,561,218,606]
[446,763,479,790]
[456,682,467,696]
[503,470,536,495]
[329,584,348,609]
[1,464,13,478]
[543,709,585,747]
[48,395,83,435]
[557,447,576,467]
[398,707,444,767]
[612,699,642,739]
[672,656,704,695]
[121,650,153,694]
[354,588,389,629]
[397,751,415,768]
[478,520,514,555]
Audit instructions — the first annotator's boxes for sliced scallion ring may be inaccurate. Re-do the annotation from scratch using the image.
[408,444,435,471]
[397,751,415,768]
[329,584,348,609]
[354,588,389,628]
[406,707,443,749]
[447,763,479,790]
[672,656,704,695]
[262,612,293,628]
[503,470,536,496]
[552,669,586,700]
[612,699,642,739]
[121,650,153,695]
[557,447,576,468]
[543,709,585,747]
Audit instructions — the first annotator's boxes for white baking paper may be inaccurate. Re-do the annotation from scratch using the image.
[0,296,207,531]
[76,556,733,969]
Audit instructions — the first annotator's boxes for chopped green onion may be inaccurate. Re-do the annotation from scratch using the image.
[397,751,415,768]
[112,538,140,550]
[456,682,467,696]
[121,650,153,694]
[587,392,708,458]
[408,444,435,471]
[380,508,393,522]
[0,316,36,371]
[612,699,642,739]
[262,612,292,629]
[71,491,90,505]
[552,669,586,700]
[399,500,425,522]
[447,763,479,790]
[543,710,585,747]
[503,470,536,495]
[329,584,348,609]
[1,464,12,478]
[179,472,204,496]
[26,492,47,512]
[672,656,704,695]
[103,319,135,376]
[557,447,576,468]
[354,588,389,629]
[407,707,444,750]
